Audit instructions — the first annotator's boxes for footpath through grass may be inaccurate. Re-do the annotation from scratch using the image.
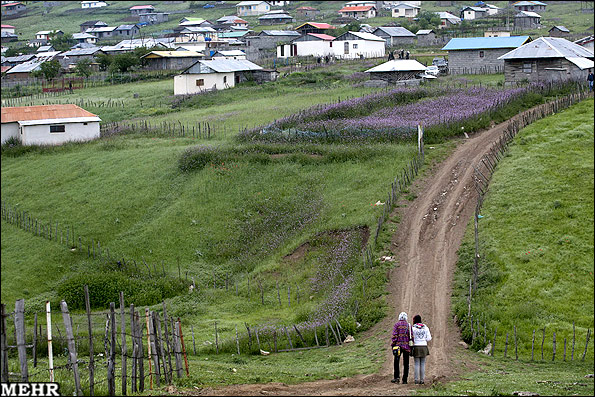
[453,99,594,360]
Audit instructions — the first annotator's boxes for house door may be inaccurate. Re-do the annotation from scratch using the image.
[235,74,240,84]
[292,44,297,56]
[344,41,349,55]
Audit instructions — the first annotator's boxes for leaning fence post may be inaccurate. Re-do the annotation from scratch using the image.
[162,302,173,379]
[541,327,546,360]
[84,286,95,396]
[130,305,137,394]
[33,313,38,368]
[144,308,153,390]
[178,319,189,376]
[1,304,9,382]
[61,300,82,396]
[108,303,116,396]
[14,299,28,382]
[119,292,127,395]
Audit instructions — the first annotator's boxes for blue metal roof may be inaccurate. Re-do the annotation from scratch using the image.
[442,36,530,51]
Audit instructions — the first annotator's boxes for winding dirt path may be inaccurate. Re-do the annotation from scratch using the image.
[186,116,519,396]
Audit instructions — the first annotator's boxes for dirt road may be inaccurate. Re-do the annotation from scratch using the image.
[190,118,515,396]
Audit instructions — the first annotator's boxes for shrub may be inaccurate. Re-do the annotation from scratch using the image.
[178,145,225,172]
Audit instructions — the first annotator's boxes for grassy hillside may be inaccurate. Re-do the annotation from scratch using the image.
[453,99,594,360]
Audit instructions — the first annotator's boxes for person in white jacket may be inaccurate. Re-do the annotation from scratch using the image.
[411,314,432,384]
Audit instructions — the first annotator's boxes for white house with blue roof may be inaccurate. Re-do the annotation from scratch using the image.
[442,36,531,74]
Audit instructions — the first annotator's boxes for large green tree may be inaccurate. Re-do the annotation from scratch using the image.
[35,59,61,80]
[49,33,75,52]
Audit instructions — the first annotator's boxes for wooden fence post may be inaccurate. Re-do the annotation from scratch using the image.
[531,329,535,361]
[178,319,189,376]
[144,308,153,390]
[130,305,137,394]
[84,286,95,396]
[504,332,508,358]
[563,338,567,361]
[33,313,37,368]
[46,301,54,382]
[157,313,169,385]
[552,331,556,361]
[572,321,575,360]
[108,303,116,396]
[541,327,545,360]
[136,311,144,393]
[215,322,219,354]
[119,292,127,395]
[149,311,160,386]
[14,299,28,382]
[1,304,9,382]
[514,325,518,360]
[162,302,173,379]
[61,300,82,396]
[236,324,241,355]
[582,329,590,362]
[173,319,183,378]
[491,327,497,357]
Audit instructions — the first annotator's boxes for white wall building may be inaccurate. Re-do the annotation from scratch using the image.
[334,31,385,59]
[276,33,336,58]
[236,1,270,17]
[1,104,101,146]
[174,59,263,95]
[81,1,107,8]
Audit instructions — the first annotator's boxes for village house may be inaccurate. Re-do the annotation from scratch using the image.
[174,59,270,95]
[140,50,204,71]
[392,3,420,18]
[548,26,570,38]
[483,4,501,16]
[514,11,541,30]
[1,2,26,16]
[180,18,213,28]
[334,31,385,59]
[1,104,101,146]
[435,11,461,29]
[115,25,140,38]
[86,26,118,40]
[499,37,593,85]
[1,31,18,43]
[1,24,15,34]
[57,47,103,68]
[416,29,437,46]
[344,1,376,7]
[365,59,427,83]
[574,35,594,53]
[36,45,55,53]
[245,30,300,60]
[339,4,377,19]
[513,1,547,13]
[81,1,107,9]
[460,6,488,20]
[442,35,531,74]
[484,28,511,38]
[177,26,217,42]
[295,22,335,35]
[276,33,335,58]
[72,32,97,45]
[258,10,294,25]
[36,30,63,41]
[2,53,35,67]
[212,50,247,60]
[4,59,44,80]
[139,12,169,25]
[236,1,271,17]
[80,20,108,33]
[130,5,154,16]
[215,15,249,30]
[371,27,415,47]
[296,6,319,19]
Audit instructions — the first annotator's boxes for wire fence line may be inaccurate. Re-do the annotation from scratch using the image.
[462,89,594,362]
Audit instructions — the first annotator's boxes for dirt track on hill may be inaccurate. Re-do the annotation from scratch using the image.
[186,115,519,396]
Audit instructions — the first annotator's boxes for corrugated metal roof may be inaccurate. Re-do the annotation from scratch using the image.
[142,50,202,58]
[237,1,267,6]
[295,22,335,30]
[260,30,300,36]
[365,59,427,73]
[393,3,420,8]
[336,31,385,42]
[516,11,541,17]
[374,27,415,37]
[307,33,334,41]
[1,104,99,123]
[73,33,97,39]
[566,57,594,70]
[442,36,530,50]
[258,13,293,19]
[218,31,250,38]
[212,50,245,56]
[550,26,569,32]
[130,5,153,10]
[514,1,547,6]
[183,59,262,74]
[498,37,594,60]
[6,60,43,73]
[60,48,101,56]
[339,5,374,12]
[18,116,101,126]
[416,29,434,35]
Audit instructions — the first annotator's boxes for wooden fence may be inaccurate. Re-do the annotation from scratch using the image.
[1,294,189,396]
[465,88,594,359]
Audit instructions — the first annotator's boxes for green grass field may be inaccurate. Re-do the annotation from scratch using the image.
[453,99,594,361]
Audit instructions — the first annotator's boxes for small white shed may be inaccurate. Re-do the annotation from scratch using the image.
[174,59,263,95]
[1,104,101,146]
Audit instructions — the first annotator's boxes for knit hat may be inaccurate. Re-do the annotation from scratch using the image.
[398,312,408,321]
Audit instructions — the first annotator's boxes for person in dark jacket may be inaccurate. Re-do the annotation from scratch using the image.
[390,312,412,384]
[588,71,594,92]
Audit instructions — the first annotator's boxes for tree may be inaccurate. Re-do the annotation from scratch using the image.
[334,21,361,37]
[95,52,113,71]
[37,59,61,80]
[108,53,139,73]
[49,32,75,52]
[74,58,93,77]
[416,11,441,30]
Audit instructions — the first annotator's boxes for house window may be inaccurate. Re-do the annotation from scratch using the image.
[223,76,227,84]
[353,43,358,49]
[83,122,88,125]
[50,125,65,133]
[196,79,204,86]
[479,50,484,58]
[523,62,532,73]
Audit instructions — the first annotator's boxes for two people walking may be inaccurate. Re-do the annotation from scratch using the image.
[390,312,432,385]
